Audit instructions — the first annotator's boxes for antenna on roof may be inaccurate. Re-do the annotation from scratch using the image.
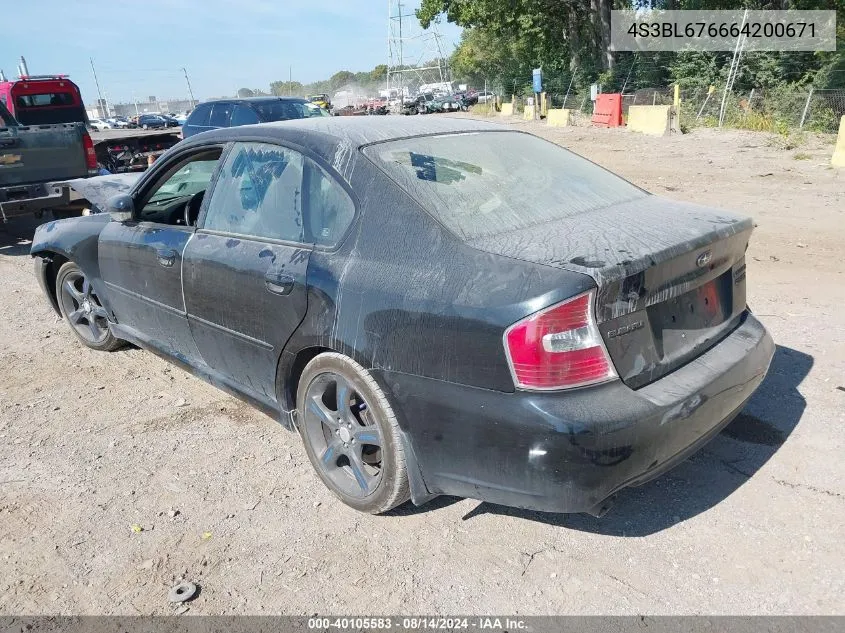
[0,70,6,82]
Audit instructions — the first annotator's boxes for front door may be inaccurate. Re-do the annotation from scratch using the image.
[98,147,223,361]
[182,142,311,402]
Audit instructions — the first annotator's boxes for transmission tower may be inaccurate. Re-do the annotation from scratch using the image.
[387,0,451,101]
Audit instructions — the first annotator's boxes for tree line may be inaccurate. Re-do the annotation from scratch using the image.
[417,0,845,97]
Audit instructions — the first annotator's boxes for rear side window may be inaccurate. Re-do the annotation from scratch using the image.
[187,104,212,127]
[202,142,305,243]
[252,99,327,121]
[209,102,234,127]
[303,160,355,247]
[231,104,260,127]
[0,102,15,127]
[363,131,646,241]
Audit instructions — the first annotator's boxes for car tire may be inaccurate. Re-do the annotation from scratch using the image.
[295,352,410,514]
[142,124,148,130]
[55,261,123,352]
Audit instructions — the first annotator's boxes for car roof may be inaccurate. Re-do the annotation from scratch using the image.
[199,96,307,105]
[265,116,506,146]
[180,116,509,180]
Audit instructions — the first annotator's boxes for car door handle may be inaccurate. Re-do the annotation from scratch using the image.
[264,272,295,296]
[156,249,177,268]
[0,137,19,148]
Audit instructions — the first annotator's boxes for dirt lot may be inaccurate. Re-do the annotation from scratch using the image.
[1,120,843,616]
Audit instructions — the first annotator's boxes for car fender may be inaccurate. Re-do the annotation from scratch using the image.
[30,214,114,315]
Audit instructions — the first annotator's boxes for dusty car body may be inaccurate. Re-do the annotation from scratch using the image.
[30,117,774,516]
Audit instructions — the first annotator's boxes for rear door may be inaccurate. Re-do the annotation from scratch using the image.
[208,102,234,131]
[182,141,312,401]
[98,145,224,360]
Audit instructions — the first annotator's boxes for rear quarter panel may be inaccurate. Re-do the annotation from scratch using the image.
[285,155,595,395]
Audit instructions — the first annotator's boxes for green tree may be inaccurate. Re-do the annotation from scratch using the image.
[270,80,304,96]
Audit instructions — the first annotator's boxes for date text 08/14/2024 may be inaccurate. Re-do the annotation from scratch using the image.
[307,618,527,630]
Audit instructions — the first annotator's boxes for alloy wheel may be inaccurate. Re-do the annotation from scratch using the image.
[58,270,111,345]
[302,373,384,498]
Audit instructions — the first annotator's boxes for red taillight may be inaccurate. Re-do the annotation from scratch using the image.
[504,290,616,390]
[82,132,98,172]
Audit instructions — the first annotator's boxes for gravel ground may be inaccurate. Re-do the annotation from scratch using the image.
[0,119,843,616]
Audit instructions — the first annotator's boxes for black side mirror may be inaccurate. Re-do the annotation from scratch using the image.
[106,193,134,221]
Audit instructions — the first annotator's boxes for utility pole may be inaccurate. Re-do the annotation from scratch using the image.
[289,66,292,96]
[181,67,196,107]
[89,58,108,118]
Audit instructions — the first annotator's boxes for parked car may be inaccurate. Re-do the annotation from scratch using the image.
[181,96,328,139]
[401,93,436,115]
[432,94,469,112]
[160,114,181,127]
[88,118,112,131]
[30,117,773,516]
[476,90,497,104]
[106,117,131,129]
[137,114,167,130]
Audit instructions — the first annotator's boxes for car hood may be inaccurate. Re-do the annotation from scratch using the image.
[66,173,141,213]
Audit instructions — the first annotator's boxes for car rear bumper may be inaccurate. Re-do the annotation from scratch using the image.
[375,312,774,515]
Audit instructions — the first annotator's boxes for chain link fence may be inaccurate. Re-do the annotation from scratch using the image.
[540,85,845,133]
[471,77,843,134]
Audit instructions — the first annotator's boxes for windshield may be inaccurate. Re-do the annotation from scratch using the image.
[363,131,647,241]
[253,100,328,121]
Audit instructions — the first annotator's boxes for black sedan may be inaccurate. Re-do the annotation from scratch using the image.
[31,118,774,515]
[136,114,169,130]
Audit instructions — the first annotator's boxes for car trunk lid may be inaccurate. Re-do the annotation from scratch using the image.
[467,195,752,389]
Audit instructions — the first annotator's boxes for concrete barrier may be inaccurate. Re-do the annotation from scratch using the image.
[592,93,623,127]
[627,105,679,136]
[523,106,535,121]
[832,116,845,168]
[500,103,513,117]
[546,109,572,127]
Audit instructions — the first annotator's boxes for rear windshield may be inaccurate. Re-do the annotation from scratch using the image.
[12,90,85,125]
[363,131,646,241]
[15,92,76,107]
[253,100,328,122]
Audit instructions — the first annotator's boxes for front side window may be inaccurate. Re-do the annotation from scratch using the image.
[202,142,305,242]
[137,150,222,224]
[209,102,234,127]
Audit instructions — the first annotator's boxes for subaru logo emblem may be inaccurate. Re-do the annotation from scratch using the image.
[696,251,712,267]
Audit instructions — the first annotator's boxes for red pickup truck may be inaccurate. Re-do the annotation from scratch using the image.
[0,73,181,221]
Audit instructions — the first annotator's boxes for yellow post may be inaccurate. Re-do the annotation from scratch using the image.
[832,116,845,168]
[673,84,680,108]
[541,92,548,117]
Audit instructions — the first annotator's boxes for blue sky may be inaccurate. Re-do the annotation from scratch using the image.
[0,0,462,105]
